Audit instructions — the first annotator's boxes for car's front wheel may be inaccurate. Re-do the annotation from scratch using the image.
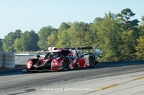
[62,59,70,71]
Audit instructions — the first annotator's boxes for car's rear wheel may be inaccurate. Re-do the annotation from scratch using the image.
[89,53,96,67]
[95,61,99,66]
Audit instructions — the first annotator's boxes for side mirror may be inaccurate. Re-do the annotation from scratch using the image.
[37,54,40,59]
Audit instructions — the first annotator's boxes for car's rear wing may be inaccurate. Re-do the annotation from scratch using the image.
[64,47,93,50]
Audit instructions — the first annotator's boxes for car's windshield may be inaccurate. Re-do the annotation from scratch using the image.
[44,52,61,58]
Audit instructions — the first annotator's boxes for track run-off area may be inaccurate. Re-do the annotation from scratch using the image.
[0,55,144,95]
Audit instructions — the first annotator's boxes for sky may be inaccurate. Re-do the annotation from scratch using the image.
[0,0,144,39]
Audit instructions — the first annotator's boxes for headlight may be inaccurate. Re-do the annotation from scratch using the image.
[27,60,33,69]
[52,59,59,66]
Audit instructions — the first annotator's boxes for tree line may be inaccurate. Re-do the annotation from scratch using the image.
[0,8,144,62]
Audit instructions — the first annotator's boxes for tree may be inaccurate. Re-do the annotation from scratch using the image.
[65,22,81,47]
[135,36,144,60]
[116,8,140,61]
[138,16,144,36]
[56,30,70,48]
[142,16,144,22]
[135,16,144,60]
[90,17,104,48]
[0,39,3,51]
[2,32,16,52]
[66,22,90,47]
[2,29,22,52]
[19,30,39,51]
[14,29,22,38]
[47,31,58,47]
[118,30,136,61]
[118,8,139,30]
[56,22,71,47]
[38,26,56,50]
[58,22,70,32]
[91,12,122,62]
[14,38,22,52]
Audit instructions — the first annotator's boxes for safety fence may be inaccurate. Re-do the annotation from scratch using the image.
[0,52,15,68]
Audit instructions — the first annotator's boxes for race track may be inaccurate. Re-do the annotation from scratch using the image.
[0,55,144,95]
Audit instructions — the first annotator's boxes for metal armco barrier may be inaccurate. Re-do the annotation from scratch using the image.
[3,52,15,68]
[0,52,4,67]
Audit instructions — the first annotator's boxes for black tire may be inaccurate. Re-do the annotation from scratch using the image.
[89,53,96,67]
[95,61,99,66]
[62,59,70,71]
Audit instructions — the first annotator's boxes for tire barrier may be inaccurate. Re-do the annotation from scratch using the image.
[0,52,4,67]
[4,52,15,68]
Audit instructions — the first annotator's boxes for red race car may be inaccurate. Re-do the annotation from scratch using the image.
[23,47,102,72]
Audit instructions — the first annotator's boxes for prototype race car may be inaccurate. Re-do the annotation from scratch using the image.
[23,47,102,72]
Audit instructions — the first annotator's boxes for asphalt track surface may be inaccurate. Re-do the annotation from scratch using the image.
[0,56,144,95]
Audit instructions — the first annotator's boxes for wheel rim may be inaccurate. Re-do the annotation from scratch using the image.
[89,54,95,67]
[63,61,69,71]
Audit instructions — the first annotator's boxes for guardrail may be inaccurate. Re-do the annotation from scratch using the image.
[0,53,38,68]
[0,52,15,68]
[1,52,144,69]
[15,54,36,56]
